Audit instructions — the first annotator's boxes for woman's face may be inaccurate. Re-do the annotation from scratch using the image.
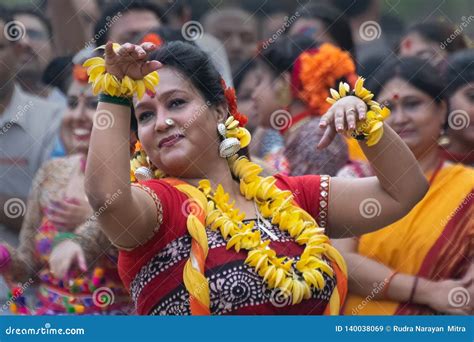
[399,32,447,68]
[448,83,474,145]
[236,70,258,132]
[61,80,97,154]
[378,77,446,158]
[135,67,224,178]
[252,63,285,128]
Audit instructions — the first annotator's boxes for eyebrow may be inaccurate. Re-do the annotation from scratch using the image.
[135,89,187,109]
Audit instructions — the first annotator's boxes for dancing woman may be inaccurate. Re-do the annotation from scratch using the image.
[83,41,428,315]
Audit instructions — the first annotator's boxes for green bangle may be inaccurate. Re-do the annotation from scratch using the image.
[98,93,132,107]
[52,232,77,248]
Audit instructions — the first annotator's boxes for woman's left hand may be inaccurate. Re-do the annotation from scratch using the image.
[44,197,93,230]
[317,95,367,149]
[49,240,87,279]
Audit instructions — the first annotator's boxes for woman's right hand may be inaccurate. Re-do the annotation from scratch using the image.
[104,42,161,80]
[421,274,473,315]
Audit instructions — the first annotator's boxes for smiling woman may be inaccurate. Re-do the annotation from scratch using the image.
[83,40,428,315]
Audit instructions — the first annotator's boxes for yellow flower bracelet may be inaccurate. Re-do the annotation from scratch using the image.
[326,77,390,146]
[83,43,160,99]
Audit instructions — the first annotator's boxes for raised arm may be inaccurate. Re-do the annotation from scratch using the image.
[318,94,428,237]
[84,42,162,250]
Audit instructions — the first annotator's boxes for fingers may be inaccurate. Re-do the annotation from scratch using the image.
[104,41,116,59]
[346,107,357,130]
[319,110,333,129]
[140,42,158,52]
[142,60,162,75]
[334,107,346,133]
[317,125,336,150]
[356,102,367,120]
[76,249,88,272]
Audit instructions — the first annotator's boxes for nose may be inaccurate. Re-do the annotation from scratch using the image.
[388,105,409,126]
[70,99,88,121]
[153,112,171,132]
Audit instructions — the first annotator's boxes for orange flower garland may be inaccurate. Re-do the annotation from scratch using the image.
[296,43,356,115]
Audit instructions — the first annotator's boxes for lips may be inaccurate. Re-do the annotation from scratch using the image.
[158,134,185,148]
[72,127,91,141]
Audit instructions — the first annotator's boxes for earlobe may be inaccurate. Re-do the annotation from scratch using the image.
[214,104,228,123]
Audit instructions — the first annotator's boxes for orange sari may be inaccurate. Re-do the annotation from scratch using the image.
[344,163,473,315]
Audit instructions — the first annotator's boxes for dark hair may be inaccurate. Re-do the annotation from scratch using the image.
[402,21,467,53]
[292,3,354,54]
[332,0,373,17]
[12,6,53,39]
[94,0,167,47]
[42,55,73,94]
[366,57,446,103]
[233,59,256,91]
[443,49,474,97]
[259,34,317,75]
[0,5,14,26]
[134,26,187,45]
[131,41,226,131]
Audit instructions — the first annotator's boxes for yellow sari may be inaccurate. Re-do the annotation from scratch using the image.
[344,163,473,315]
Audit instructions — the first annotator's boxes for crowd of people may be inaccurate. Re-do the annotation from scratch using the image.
[0,0,472,316]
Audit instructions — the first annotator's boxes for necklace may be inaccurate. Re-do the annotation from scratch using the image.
[197,156,347,305]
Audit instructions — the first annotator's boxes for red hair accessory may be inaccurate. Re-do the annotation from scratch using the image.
[141,33,164,47]
[221,79,248,127]
[73,64,89,84]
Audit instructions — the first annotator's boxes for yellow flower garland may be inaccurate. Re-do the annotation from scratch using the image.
[326,77,390,146]
[83,43,160,99]
[197,156,347,305]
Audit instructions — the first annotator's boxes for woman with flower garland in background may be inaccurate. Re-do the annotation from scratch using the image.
[0,53,131,315]
[441,49,474,166]
[334,57,473,315]
[82,40,428,315]
[252,35,354,176]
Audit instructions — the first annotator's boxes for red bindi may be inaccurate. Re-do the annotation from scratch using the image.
[403,38,412,51]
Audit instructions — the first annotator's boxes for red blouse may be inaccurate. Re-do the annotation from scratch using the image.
[118,174,334,315]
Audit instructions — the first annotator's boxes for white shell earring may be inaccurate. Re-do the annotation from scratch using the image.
[217,122,240,158]
[219,137,241,158]
[134,166,154,181]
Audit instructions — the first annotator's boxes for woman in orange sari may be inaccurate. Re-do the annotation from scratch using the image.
[334,57,473,315]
